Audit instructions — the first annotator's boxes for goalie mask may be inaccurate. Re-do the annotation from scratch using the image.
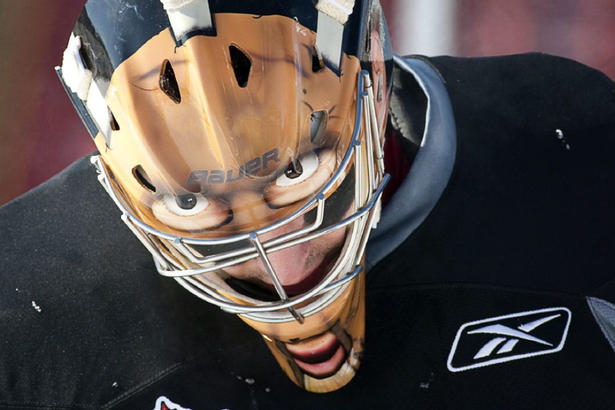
[58,0,393,393]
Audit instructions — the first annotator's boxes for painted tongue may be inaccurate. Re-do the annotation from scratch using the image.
[259,253,334,297]
[282,254,336,296]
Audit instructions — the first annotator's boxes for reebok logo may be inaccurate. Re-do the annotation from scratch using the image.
[447,307,571,372]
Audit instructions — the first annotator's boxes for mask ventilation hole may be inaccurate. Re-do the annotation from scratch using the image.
[312,46,324,72]
[310,110,327,145]
[229,45,251,88]
[109,109,120,131]
[160,60,181,103]
[132,165,156,193]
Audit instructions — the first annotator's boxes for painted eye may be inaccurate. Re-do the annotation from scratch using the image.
[275,151,319,187]
[284,160,303,179]
[152,193,229,231]
[264,149,336,207]
[162,193,209,216]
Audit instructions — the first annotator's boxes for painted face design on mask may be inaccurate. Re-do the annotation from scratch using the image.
[210,170,366,392]
[64,1,389,392]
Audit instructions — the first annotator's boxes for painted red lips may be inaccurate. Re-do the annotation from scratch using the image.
[285,331,347,378]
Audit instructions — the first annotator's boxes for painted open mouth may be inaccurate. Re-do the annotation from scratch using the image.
[226,245,340,300]
[285,331,347,379]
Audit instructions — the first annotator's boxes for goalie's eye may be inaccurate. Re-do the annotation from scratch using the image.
[152,193,229,231]
[264,149,336,208]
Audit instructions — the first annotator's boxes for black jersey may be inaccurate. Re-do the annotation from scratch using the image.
[1,53,614,409]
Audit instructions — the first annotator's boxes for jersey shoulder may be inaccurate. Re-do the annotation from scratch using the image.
[0,157,243,408]
[380,53,615,297]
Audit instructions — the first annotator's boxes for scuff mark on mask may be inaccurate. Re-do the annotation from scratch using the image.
[118,2,144,20]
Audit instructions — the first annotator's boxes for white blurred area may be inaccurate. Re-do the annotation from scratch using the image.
[385,0,458,56]
[381,0,615,79]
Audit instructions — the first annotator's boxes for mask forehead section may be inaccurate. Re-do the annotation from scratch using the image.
[99,13,359,207]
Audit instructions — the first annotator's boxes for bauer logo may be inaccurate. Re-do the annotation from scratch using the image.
[447,307,571,372]
[186,148,280,185]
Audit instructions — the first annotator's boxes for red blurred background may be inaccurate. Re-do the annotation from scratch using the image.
[1,0,614,205]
